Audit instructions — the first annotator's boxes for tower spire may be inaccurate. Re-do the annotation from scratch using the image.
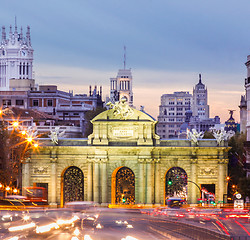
[14,16,18,39]
[1,26,6,42]
[123,45,126,70]
[9,25,12,39]
[26,25,31,45]
[199,73,202,84]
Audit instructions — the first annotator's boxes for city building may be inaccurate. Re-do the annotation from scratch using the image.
[243,55,250,177]
[157,91,192,139]
[157,75,218,139]
[0,85,103,135]
[0,23,35,91]
[0,23,103,136]
[23,100,229,206]
[239,95,247,133]
[224,110,237,133]
[109,68,133,106]
[189,115,220,133]
[192,74,209,119]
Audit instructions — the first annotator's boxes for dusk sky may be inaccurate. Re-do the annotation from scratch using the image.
[1,0,250,122]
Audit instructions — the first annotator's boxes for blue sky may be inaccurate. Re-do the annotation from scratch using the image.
[1,0,249,121]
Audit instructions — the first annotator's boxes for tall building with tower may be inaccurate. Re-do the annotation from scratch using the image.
[0,21,34,91]
[244,55,250,177]
[192,74,209,119]
[109,47,133,106]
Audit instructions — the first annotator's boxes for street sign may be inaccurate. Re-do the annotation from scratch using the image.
[234,199,244,209]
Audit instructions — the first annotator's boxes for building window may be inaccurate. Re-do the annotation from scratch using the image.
[3,99,11,106]
[169,102,175,105]
[73,113,79,116]
[47,99,53,107]
[33,100,39,106]
[177,107,183,111]
[16,100,24,106]
[169,112,174,116]
[169,107,175,111]
[177,102,183,105]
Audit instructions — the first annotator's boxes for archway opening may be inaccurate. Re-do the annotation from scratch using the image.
[165,167,187,204]
[112,167,135,205]
[62,166,84,205]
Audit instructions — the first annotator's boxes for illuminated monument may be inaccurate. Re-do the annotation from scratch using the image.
[23,100,229,206]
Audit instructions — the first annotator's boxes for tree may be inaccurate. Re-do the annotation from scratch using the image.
[228,132,249,199]
[83,107,106,137]
[0,122,32,189]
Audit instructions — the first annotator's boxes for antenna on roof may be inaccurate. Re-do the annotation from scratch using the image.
[123,45,126,69]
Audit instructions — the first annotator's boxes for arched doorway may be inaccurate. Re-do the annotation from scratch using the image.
[165,167,187,204]
[62,166,84,204]
[111,167,135,205]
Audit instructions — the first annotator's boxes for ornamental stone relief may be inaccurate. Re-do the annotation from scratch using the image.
[199,167,216,175]
[33,166,48,174]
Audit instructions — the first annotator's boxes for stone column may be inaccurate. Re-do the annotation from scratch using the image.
[190,159,198,204]
[146,160,153,204]
[154,159,161,204]
[218,159,226,203]
[138,159,145,204]
[93,161,100,203]
[87,161,93,201]
[22,158,31,188]
[50,158,57,205]
[101,160,108,204]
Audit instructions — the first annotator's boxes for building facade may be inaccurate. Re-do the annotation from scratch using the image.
[0,85,103,135]
[110,69,133,106]
[157,91,192,139]
[239,95,247,134]
[157,75,217,139]
[244,55,250,177]
[192,74,209,119]
[23,100,229,206]
[0,24,34,91]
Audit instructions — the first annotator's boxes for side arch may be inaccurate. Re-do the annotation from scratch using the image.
[111,166,135,205]
[61,166,84,206]
[164,167,188,205]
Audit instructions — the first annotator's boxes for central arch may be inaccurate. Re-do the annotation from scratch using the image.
[165,167,187,204]
[61,166,84,205]
[111,167,135,205]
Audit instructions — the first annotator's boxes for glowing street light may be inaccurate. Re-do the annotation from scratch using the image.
[33,143,39,148]
[13,188,18,194]
[26,137,33,143]
[12,121,19,128]
[21,130,26,136]
[5,186,11,191]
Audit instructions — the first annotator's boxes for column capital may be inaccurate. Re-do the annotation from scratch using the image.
[218,159,228,164]
[24,157,31,163]
[138,158,145,163]
[153,158,160,163]
[50,157,57,163]
[190,158,198,164]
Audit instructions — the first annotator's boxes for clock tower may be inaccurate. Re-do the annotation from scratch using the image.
[0,22,34,91]
[110,68,133,107]
[110,47,133,106]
